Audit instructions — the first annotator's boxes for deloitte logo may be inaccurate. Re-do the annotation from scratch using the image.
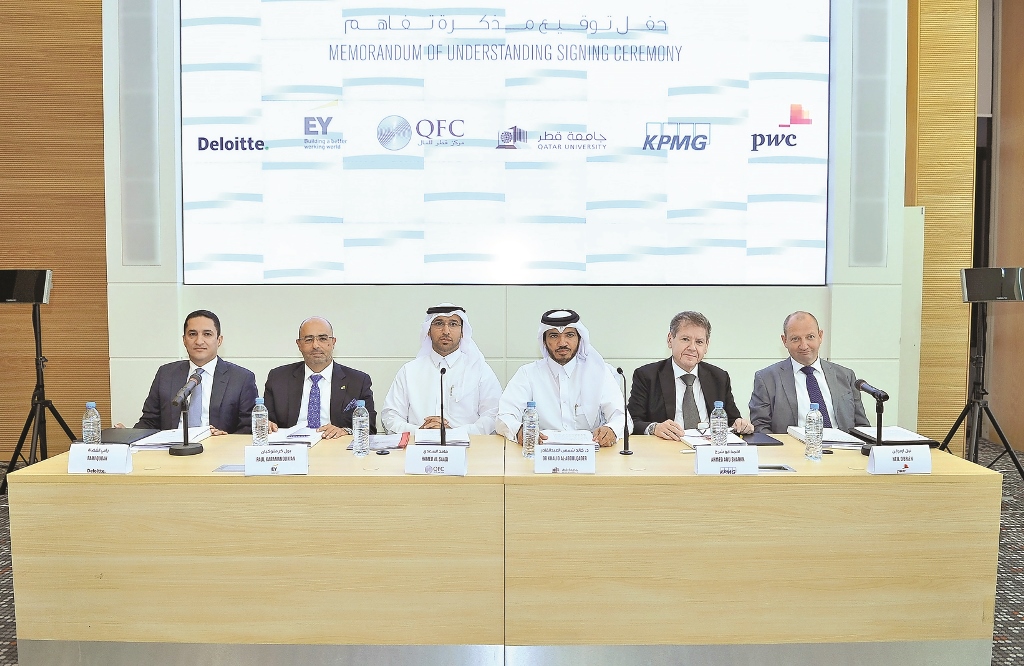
[377,115,412,150]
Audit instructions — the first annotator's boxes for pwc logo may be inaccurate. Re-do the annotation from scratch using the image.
[642,122,710,151]
[751,104,811,152]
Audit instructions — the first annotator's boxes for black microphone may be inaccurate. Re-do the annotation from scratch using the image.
[616,367,633,455]
[855,379,889,402]
[439,367,447,447]
[171,371,203,407]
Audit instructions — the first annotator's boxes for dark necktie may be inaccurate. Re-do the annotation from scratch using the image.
[188,367,204,427]
[800,366,833,428]
[307,374,323,428]
[680,374,700,429]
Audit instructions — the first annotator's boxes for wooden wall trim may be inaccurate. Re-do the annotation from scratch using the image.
[0,0,109,461]
[905,0,978,455]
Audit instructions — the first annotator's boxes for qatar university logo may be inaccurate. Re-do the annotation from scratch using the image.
[377,115,412,150]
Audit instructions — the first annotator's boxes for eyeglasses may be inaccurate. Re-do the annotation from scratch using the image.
[300,335,334,344]
[430,320,462,329]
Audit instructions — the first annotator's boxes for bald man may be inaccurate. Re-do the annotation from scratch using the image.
[264,316,376,438]
[748,311,868,434]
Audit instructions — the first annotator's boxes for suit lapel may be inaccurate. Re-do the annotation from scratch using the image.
[820,360,842,427]
[288,363,305,427]
[209,358,227,424]
[331,362,349,422]
[658,359,676,422]
[697,363,716,414]
[780,359,799,418]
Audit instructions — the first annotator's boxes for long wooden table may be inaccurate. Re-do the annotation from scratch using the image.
[8,435,1001,665]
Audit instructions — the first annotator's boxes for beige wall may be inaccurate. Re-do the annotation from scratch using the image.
[0,1,109,460]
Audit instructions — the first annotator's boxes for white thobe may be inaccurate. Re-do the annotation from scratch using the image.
[496,357,625,441]
[381,348,502,435]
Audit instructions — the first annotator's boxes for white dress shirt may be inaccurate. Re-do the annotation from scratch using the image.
[296,362,333,427]
[181,356,218,428]
[673,360,709,424]
[791,357,836,427]
[496,357,625,441]
[381,348,502,435]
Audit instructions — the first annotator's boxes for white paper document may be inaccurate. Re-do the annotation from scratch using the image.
[269,425,322,446]
[853,426,932,443]
[787,426,862,448]
[415,427,470,445]
[131,427,212,450]
[683,430,746,447]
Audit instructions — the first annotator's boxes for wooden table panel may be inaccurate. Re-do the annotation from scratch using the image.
[9,436,507,645]
[503,436,1001,645]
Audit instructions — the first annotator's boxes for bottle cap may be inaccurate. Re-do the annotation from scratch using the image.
[526,401,536,408]
[254,397,264,405]
[714,400,723,408]
[86,401,96,409]
[810,402,819,410]
[356,400,365,407]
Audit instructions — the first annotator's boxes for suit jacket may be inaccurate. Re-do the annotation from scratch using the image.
[628,358,742,435]
[134,358,258,434]
[748,358,869,433]
[263,361,377,434]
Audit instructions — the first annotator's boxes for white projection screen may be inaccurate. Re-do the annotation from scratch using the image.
[180,0,830,285]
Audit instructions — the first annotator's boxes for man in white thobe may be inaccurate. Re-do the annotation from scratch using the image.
[496,309,625,447]
[381,304,502,435]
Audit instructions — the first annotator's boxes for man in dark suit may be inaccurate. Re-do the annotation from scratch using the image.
[264,316,376,438]
[134,310,258,434]
[628,311,753,440]
[749,311,869,433]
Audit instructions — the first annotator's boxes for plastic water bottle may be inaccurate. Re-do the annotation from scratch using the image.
[805,403,824,461]
[522,401,539,459]
[251,397,269,446]
[352,400,370,457]
[710,400,728,446]
[82,402,101,446]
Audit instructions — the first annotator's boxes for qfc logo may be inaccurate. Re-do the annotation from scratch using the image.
[377,115,412,150]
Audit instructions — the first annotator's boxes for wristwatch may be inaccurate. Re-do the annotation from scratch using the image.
[645,423,656,435]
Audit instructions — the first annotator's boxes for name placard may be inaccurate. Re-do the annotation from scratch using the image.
[244,445,309,476]
[534,444,596,474]
[68,444,133,474]
[695,446,759,475]
[404,445,468,476]
[867,445,932,475]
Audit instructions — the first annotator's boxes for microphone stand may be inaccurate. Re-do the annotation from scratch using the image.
[860,397,886,457]
[169,380,204,457]
[616,368,632,455]
[439,367,447,448]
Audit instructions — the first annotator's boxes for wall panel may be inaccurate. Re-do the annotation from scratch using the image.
[989,0,1024,452]
[906,0,978,454]
[0,1,109,462]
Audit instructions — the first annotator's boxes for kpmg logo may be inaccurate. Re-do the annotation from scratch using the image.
[496,126,527,149]
[642,122,709,151]
[377,115,412,150]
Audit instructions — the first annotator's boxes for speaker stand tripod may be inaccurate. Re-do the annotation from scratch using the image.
[940,353,1024,481]
[1,303,77,494]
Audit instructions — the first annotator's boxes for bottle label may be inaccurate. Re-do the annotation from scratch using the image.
[68,444,133,474]
[694,446,759,475]
[404,445,468,476]
[534,444,596,474]
[244,445,309,476]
